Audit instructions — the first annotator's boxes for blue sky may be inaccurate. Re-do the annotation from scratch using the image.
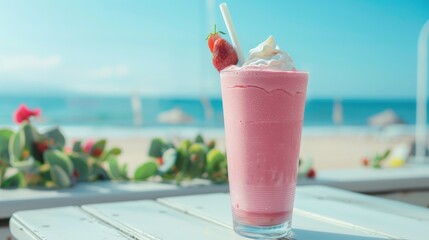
[0,0,428,99]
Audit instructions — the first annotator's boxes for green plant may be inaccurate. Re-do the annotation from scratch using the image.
[0,105,125,189]
[361,149,391,168]
[0,122,126,189]
[133,136,228,184]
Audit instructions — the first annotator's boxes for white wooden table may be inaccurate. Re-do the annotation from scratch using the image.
[10,186,429,240]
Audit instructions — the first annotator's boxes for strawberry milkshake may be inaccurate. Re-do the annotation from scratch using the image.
[208,31,308,238]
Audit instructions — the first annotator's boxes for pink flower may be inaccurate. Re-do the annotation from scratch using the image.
[83,140,95,154]
[13,104,41,124]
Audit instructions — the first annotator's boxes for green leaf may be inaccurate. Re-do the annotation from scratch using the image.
[72,141,84,153]
[161,142,175,153]
[209,160,228,183]
[188,143,206,178]
[8,131,36,172]
[92,164,110,181]
[0,128,13,138]
[175,140,191,171]
[380,149,391,160]
[22,121,41,145]
[206,149,226,174]
[90,139,106,157]
[108,158,121,179]
[207,139,216,150]
[148,138,164,158]
[120,164,128,179]
[134,161,158,181]
[189,143,206,153]
[101,147,122,162]
[372,154,382,168]
[0,129,13,161]
[194,134,205,144]
[69,153,90,181]
[22,122,43,160]
[50,165,72,188]
[44,128,66,148]
[38,164,52,182]
[1,172,26,188]
[44,150,73,176]
[9,130,25,160]
[107,147,121,156]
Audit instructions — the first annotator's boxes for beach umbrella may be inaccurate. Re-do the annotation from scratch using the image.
[368,109,405,127]
[157,108,193,124]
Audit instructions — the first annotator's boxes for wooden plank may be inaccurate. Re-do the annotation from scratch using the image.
[0,180,228,219]
[158,193,391,239]
[81,200,248,240]
[10,206,132,240]
[299,165,429,193]
[295,186,429,240]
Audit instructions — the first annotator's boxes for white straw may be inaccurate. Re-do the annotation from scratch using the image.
[219,3,245,66]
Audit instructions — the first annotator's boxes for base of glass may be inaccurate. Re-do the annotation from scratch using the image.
[233,219,292,239]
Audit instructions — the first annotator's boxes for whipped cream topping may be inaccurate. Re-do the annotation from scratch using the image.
[241,36,295,71]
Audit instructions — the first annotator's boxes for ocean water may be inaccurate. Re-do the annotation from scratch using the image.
[0,96,424,128]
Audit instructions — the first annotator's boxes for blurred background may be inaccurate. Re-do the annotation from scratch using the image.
[1,0,429,170]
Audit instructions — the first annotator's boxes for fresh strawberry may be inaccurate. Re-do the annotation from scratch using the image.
[212,38,238,71]
[206,24,225,53]
[208,34,221,53]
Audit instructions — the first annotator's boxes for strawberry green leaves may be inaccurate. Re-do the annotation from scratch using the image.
[207,25,226,53]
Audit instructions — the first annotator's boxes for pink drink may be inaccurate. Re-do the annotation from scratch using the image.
[220,68,308,230]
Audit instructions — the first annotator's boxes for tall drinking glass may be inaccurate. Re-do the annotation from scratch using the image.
[220,68,308,239]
